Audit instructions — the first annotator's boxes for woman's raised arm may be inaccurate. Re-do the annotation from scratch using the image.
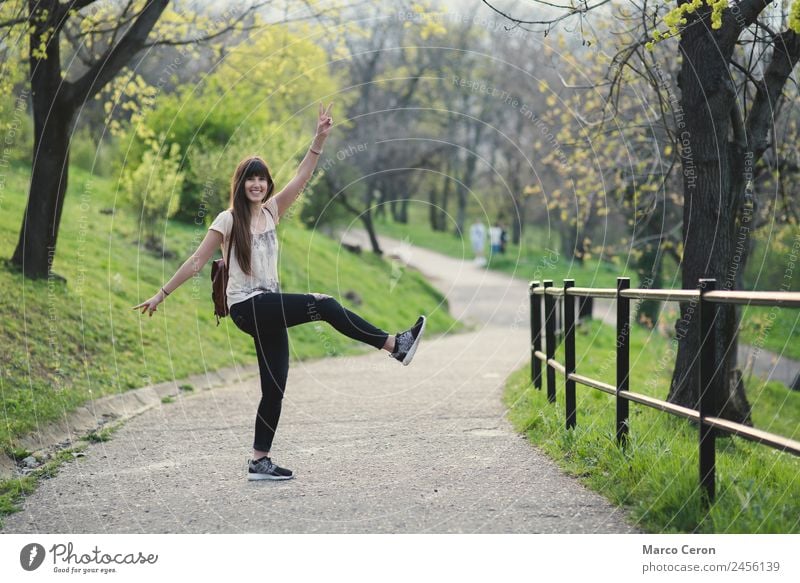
[272,102,334,218]
[131,228,224,317]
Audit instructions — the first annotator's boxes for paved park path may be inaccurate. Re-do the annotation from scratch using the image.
[2,233,637,534]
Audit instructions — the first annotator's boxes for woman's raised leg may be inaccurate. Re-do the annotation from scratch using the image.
[251,292,390,349]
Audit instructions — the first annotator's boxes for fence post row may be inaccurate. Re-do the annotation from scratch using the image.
[564,279,577,430]
[698,278,718,504]
[530,281,541,389]
[616,277,631,446]
[528,275,800,506]
[543,280,556,403]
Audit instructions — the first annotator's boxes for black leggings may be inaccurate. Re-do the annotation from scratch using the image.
[229,292,389,453]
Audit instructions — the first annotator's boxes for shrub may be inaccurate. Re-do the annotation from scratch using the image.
[70,127,113,177]
[121,140,185,253]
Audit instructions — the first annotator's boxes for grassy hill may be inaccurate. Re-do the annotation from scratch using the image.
[0,163,459,455]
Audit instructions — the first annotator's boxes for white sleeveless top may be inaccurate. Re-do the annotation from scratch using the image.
[209,197,280,309]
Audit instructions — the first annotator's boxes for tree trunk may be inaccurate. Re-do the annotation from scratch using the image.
[559,223,581,265]
[510,177,525,246]
[636,244,663,327]
[437,162,452,231]
[361,208,382,255]
[455,189,466,238]
[428,184,439,230]
[374,186,386,220]
[669,21,751,423]
[362,183,382,255]
[508,159,524,246]
[12,106,75,280]
[398,198,409,223]
[11,1,74,280]
[511,212,523,246]
[455,143,479,238]
[635,195,665,326]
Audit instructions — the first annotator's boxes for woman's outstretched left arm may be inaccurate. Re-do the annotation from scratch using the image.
[272,102,334,217]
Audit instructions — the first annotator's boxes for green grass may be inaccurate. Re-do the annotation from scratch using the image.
[504,320,800,533]
[85,426,116,444]
[0,162,460,520]
[0,473,39,517]
[0,440,95,521]
[738,305,800,362]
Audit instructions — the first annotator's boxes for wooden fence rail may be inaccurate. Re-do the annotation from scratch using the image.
[529,277,800,503]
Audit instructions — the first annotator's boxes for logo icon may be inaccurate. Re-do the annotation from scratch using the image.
[20,543,46,571]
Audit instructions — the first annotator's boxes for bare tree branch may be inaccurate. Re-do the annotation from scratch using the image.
[735,0,774,31]
[141,2,328,50]
[0,14,27,28]
[480,0,613,30]
[66,0,169,105]
[746,30,800,160]
[59,0,99,13]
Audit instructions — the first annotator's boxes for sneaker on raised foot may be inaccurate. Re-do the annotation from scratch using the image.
[389,315,426,366]
[248,456,294,481]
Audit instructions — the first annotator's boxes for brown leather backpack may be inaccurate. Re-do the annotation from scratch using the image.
[211,238,232,326]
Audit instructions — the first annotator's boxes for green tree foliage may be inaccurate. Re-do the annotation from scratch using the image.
[526,36,683,284]
[121,141,184,252]
[518,7,799,308]
[117,22,342,222]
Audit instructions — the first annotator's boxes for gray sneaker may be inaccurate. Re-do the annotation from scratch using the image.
[389,315,426,366]
[248,456,293,481]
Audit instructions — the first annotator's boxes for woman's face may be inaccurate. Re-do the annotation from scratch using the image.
[244,175,270,204]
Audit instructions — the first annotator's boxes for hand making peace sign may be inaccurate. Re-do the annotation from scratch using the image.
[316,101,334,139]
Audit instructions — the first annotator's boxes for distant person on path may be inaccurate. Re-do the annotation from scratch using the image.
[499,224,507,254]
[132,103,426,481]
[489,222,503,256]
[470,219,486,266]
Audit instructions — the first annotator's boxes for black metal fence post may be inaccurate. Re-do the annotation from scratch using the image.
[543,280,556,403]
[564,279,576,429]
[616,277,631,446]
[699,278,718,504]
[530,281,541,389]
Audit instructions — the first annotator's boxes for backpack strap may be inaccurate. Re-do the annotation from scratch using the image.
[215,221,234,327]
[223,210,234,267]
[264,201,278,224]
[224,232,233,267]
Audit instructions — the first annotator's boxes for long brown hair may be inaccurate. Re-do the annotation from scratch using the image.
[229,156,275,275]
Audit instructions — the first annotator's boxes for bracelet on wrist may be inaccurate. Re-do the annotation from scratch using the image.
[310,147,322,155]
[161,287,170,297]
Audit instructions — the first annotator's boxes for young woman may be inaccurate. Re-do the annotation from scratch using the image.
[132,103,426,481]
